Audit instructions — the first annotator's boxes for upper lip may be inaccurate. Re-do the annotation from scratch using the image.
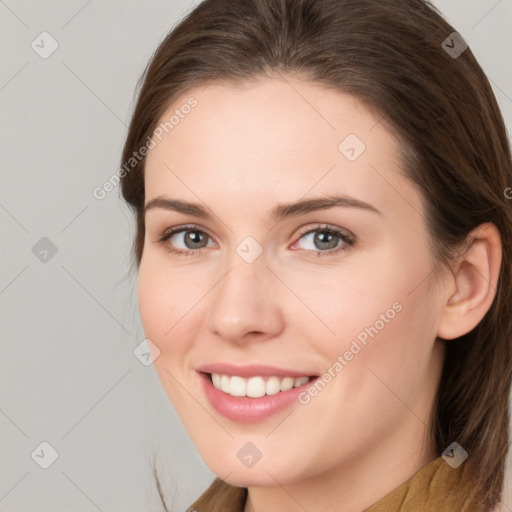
[197,363,317,379]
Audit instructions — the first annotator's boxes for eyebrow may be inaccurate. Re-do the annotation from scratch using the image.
[144,194,382,222]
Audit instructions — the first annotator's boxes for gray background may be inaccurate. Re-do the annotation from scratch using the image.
[1,1,511,511]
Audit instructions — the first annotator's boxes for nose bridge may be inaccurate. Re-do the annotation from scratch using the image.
[205,245,283,342]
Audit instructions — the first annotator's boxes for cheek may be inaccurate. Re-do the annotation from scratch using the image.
[137,260,200,412]
[300,243,438,381]
[137,258,195,358]
[138,263,169,341]
[138,249,199,328]
[282,251,423,346]
[315,252,440,417]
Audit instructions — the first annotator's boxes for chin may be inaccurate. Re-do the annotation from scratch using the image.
[202,449,308,488]
[219,468,283,488]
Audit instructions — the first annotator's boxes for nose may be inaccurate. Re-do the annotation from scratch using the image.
[204,254,285,345]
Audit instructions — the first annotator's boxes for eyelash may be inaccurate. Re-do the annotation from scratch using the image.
[155,223,355,258]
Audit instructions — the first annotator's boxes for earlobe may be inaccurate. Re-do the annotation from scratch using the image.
[436,222,502,341]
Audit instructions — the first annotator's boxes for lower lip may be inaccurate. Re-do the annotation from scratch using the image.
[200,372,317,423]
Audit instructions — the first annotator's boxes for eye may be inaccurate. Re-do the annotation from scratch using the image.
[156,224,215,255]
[155,223,355,257]
[291,224,355,256]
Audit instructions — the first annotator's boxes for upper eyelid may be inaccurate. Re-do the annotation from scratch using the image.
[161,222,349,234]
[295,223,353,237]
[162,223,210,236]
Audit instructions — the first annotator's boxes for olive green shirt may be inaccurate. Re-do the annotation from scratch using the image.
[188,456,480,511]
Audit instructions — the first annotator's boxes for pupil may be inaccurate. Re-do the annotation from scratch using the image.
[186,231,205,249]
[315,231,337,250]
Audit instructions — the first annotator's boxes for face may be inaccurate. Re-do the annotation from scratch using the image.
[139,76,446,487]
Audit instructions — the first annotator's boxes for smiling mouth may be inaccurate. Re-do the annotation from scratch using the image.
[206,373,315,398]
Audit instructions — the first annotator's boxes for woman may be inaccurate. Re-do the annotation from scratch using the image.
[120,0,512,510]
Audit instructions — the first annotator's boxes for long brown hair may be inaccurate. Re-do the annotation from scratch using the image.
[120,0,512,509]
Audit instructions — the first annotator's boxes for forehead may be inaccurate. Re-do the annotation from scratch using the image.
[143,77,418,221]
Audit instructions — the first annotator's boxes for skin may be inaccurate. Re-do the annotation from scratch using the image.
[138,76,502,512]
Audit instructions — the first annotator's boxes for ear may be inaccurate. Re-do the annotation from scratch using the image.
[436,222,502,340]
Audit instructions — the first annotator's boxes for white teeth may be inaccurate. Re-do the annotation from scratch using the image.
[280,377,295,392]
[247,376,266,398]
[295,376,309,387]
[266,376,281,396]
[220,374,230,393]
[210,373,312,397]
[230,376,247,397]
